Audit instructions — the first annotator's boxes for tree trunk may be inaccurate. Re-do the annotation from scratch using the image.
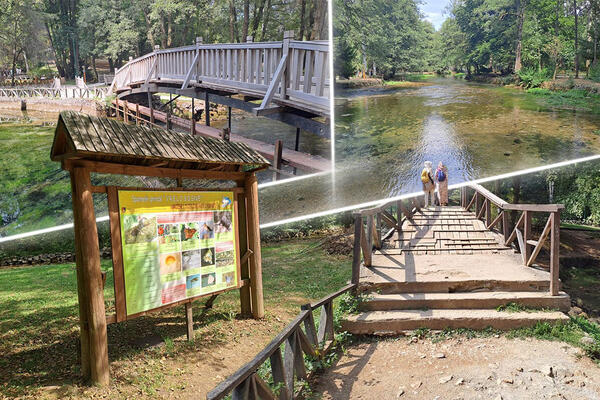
[242,0,249,40]
[251,0,265,37]
[260,0,271,40]
[298,0,307,40]
[514,0,525,73]
[160,16,167,48]
[143,9,156,47]
[167,14,173,47]
[229,0,239,42]
[574,0,579,78]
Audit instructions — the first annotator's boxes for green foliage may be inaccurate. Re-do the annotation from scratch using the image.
[589,62,600,83]
[518,67,552,88]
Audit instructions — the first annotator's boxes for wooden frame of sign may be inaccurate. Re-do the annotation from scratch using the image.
[50,111,270,386]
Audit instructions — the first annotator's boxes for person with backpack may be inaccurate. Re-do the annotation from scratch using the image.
[435,161,449,206]
[421,161,435,207]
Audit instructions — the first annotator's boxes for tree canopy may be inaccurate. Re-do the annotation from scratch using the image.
[0,0,328,82]
[334,0,600,80]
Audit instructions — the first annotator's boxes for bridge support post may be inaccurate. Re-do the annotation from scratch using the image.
[191,98,196,135]
[147,92,154,124]
[272,140,283,181]
[228,106,232,130]
[281,31,294,100]
[550,211,560,296]
[204,91,210,126]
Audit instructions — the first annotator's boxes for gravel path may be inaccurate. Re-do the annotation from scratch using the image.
[312,336,600,399]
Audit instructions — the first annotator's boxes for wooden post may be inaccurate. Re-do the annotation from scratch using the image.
[185,303,194,341]
[485,199,491,227]
[147,92,154,124]
[237,191,252,316]
[204,91,210,126]
[523,210,532,264]
[281,31,294,99]
[71,167,109,385]
[124,100,129,123]
[273,140,283,181]
[474,192,480,216]
[245,174,264,319]
[116,98,121,120]
[396,200,402,227]
[228,106,232,130]
[550,211,560,296]
[502,209,510,244]
[351,213,362,286]
[221,128,231,141]
[69,172,91,380]
[190,97,196,135]
[135,103,140,125]
[367,214,374,251]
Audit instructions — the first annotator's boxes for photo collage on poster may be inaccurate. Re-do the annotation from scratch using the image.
[119,191,238,316]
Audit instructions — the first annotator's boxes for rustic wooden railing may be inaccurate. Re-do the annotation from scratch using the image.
[206,283,354,400]
[111,32,330,114]
[351,184,564,296]
[0,86,108,99]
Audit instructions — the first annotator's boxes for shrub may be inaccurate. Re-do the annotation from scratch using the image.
[589,62,600,83]
[517,67,551,88]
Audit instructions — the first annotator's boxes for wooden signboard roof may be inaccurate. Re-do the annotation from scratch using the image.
[51,111,270,171]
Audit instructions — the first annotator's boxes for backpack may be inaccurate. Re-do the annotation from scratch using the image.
[421,169,431,183]
[436,168,446,182]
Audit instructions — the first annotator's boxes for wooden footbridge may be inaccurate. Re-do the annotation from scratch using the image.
[110,32,330,175]
[343,184,570,333]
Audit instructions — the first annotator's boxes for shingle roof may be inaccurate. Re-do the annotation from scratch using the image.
[50,111,270,169]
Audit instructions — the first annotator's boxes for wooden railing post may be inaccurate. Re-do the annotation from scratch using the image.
[502,208,510,243]
[281,30,294,99]
[351,213,362,286]
[475,192,480,216]
[272,140,283,181]
[485,199,491,227]
[550,211,560,295]
[523,210,532,264]
[366,214,374,251]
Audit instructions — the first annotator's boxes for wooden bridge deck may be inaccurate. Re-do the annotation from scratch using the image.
[117,100,330,173]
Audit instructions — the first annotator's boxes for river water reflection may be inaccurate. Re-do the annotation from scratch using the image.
[259,78,600,223]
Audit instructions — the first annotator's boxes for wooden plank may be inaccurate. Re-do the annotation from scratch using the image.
[185,303,194,341]
[527,214,553,267]
[245,174,264,319]
[550,212,560,296]
[516,228,526,264]
[107,187,127,322]
[65,159,247,182]
[270,348,289,400]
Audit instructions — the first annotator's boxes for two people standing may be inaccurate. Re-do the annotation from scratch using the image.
[421,161,448,207]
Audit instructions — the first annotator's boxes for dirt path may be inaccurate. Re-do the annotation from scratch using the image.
[313,337,600,400]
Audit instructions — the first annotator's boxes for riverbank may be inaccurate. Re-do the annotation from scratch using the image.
[0,236,352,399]
[335,73,438,90]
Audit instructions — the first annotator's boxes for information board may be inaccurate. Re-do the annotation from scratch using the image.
[118,190,239,316]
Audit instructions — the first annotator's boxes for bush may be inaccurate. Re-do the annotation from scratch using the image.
[518,67,551,88]
[589,62,600,83]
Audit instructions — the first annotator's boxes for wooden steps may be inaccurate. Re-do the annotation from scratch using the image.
[343,206,571,335]
[342,309,569,334]
[360,291,571,312]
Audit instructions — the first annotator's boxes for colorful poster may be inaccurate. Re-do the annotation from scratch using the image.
[118,190,238,316]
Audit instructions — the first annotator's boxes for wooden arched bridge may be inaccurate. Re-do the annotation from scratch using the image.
[344,183,570,333]
[110,32,330,175]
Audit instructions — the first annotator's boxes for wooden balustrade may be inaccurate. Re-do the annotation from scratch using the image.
[112,33,330,114]
[206,283,355,400]
[351,184,564,296]
[0,86,108,99]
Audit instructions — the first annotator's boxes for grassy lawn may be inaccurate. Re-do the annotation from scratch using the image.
[526,88,600,114]
[0,238,351,398]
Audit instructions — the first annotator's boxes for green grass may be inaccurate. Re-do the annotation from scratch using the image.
[526,88,600,113]
[495,302,558,313]
[561,223,600,232]
[0,238,351,397]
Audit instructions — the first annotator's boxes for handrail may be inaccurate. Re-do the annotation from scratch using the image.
[206,283,355,400]
[351,183,564,296]
[111,32,330,114]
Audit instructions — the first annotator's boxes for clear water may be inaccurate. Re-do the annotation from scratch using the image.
[258,78,600,223]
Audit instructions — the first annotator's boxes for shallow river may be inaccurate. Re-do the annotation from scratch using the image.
[259,78,600,223]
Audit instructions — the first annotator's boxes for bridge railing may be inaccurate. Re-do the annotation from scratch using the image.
[0,86,108,99]
[462,183,563,295]
[112,32,330,112]
[206,283,354,400]
[351,184,563,296]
